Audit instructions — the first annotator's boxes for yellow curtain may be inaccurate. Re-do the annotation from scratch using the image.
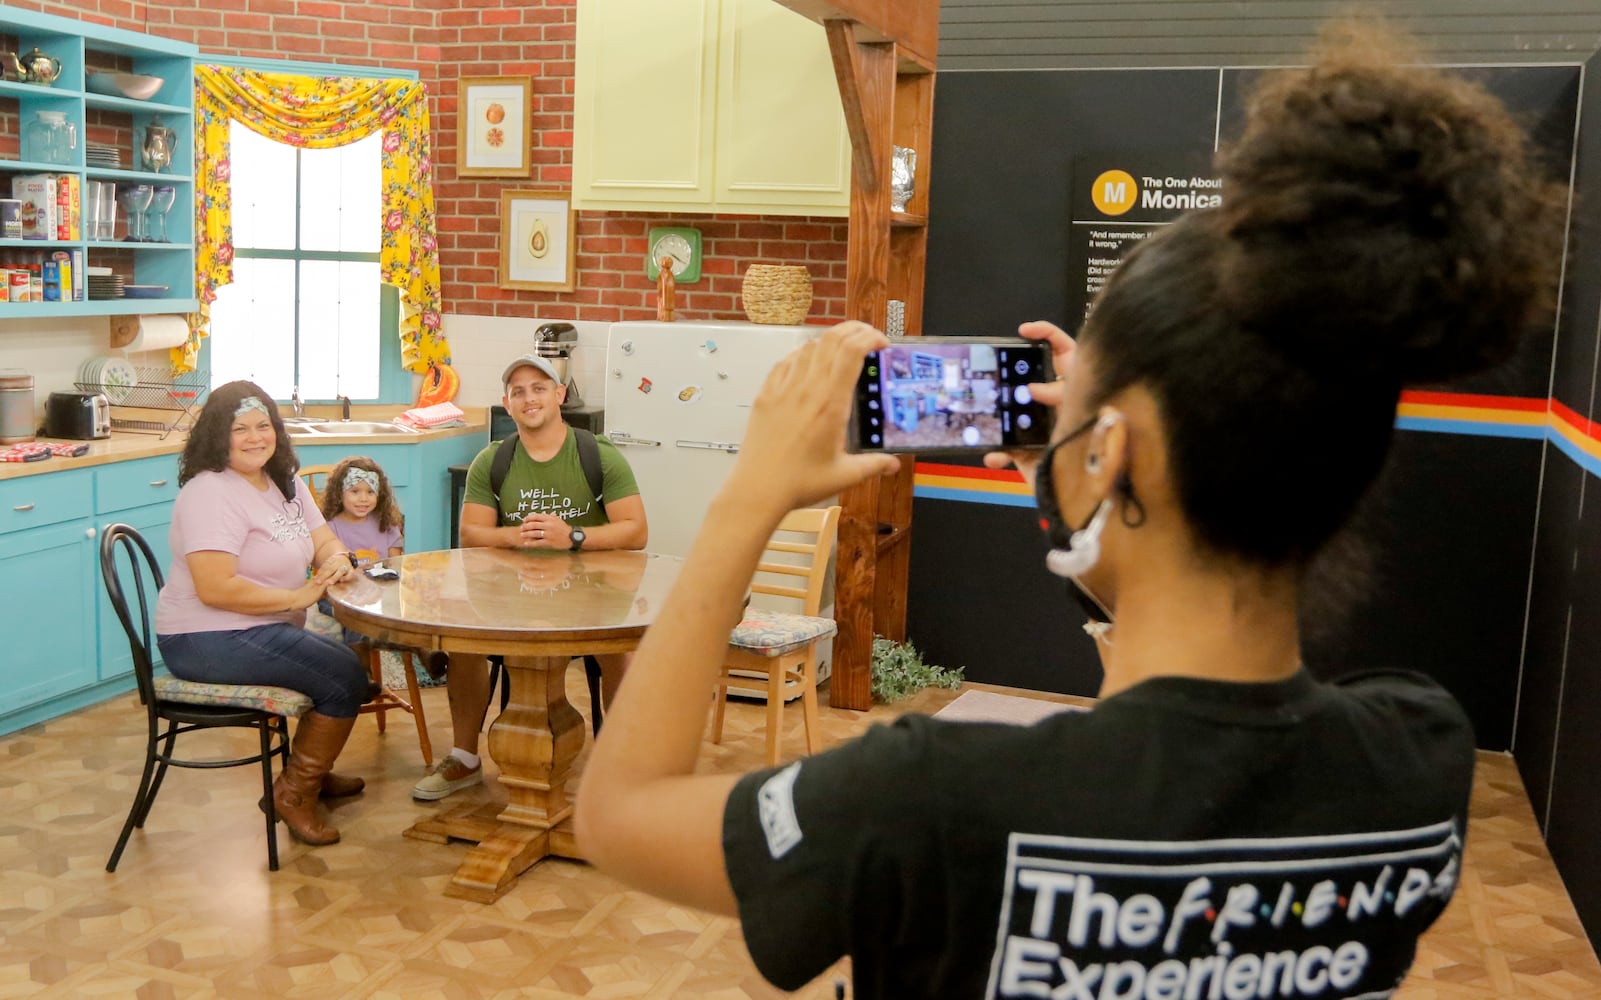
[186,66,448,374]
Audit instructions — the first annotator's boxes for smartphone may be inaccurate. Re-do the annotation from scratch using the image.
[849,338,1056,454]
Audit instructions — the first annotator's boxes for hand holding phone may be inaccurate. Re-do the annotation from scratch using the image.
[849,337,1056,454]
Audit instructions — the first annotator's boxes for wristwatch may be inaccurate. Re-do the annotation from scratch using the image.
[569,526,586,551]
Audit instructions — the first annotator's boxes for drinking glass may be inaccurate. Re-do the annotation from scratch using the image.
[96,182,116,241]
[150,186,176,243]
[118,184,153,242]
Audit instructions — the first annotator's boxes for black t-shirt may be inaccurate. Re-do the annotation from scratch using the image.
[722,669,1474,998]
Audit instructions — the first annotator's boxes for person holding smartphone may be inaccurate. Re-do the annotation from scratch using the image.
[573,22,1564,998]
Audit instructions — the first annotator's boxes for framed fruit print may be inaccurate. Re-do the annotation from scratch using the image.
[500,190,576,292]
[458,76,531,178]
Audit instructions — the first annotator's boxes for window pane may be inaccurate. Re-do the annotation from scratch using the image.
[297,260,380,399]
[210,258,297,399]
[300,133,381,253]
[229,121,296,251]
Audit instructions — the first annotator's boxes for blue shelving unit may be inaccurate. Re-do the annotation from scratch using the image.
[0,5,198,316]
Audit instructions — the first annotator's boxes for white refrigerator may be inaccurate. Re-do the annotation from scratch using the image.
[603,320,834,694]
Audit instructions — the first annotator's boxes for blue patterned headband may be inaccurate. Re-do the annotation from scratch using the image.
[233,396,270,419]
[343,468,380,492]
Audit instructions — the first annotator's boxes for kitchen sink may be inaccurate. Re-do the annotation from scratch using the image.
[284,421,420,436]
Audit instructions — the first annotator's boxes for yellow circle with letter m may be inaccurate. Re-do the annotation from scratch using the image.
[1091,170,1138,216]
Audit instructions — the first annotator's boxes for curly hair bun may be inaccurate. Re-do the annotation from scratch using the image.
[1214,20,1565,385]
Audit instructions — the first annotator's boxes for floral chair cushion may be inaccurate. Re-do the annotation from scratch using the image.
[729,607,838,658]
[153,676,314,717]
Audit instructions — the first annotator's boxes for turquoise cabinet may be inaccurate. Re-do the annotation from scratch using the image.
[0,470,98,721]
[94,455,178,683]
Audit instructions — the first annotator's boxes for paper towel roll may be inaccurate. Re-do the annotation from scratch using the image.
[110,315,189,352]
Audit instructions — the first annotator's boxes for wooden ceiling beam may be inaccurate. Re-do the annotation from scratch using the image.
[769,0,938,70]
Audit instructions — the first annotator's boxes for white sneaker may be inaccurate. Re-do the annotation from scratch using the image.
[412,756,483,800]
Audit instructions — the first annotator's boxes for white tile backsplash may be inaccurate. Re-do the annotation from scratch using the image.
[0,314,170,428]
[440,313,610,408]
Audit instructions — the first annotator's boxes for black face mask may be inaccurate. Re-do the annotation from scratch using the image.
[1033,415,1115,626]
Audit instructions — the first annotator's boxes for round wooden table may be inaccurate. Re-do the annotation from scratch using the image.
[327,546,684,902]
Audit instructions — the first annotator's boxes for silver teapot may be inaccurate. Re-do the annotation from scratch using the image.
[140,117,176,173]
[1,47,62,85]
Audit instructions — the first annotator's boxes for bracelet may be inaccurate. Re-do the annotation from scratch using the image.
[334,551,356,568]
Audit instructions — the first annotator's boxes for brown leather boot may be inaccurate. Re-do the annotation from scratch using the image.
[320,772,365,797]
[272,711,357,845]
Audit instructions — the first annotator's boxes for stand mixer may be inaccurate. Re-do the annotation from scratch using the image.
[534,321,583,409]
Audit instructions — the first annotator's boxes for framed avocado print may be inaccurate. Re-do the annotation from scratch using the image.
[500,190,576,292]
[459,76,531,178]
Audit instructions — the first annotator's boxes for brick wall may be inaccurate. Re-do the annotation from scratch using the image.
[7,0,851,325]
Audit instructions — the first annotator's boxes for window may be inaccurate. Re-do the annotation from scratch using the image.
[209,122,383,401]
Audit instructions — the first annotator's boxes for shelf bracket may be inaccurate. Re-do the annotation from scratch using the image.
[825,19,887,195]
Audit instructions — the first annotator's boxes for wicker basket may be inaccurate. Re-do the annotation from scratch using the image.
[741,264,813,325]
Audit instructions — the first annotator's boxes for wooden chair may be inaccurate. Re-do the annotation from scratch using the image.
[101,523,312,872]
[710,506,842,766]
[298,464,433,766]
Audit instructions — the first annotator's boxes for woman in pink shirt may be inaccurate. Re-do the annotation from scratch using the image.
[155,381,369,847]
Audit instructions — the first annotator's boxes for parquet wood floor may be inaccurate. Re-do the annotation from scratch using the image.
[1,677,1596,998]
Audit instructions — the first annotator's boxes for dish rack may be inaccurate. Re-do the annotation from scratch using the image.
[75,367,209,439]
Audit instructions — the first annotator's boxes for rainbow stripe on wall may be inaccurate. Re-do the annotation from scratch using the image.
[913,391,1601,507]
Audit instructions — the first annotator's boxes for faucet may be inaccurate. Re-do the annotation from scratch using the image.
[290,388,304,418]
[338,395,351,421]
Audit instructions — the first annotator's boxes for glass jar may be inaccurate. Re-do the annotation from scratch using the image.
[0,370,36,444]
[23,111,77,166]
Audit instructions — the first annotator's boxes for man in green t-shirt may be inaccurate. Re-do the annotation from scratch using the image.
[414,353,649,801]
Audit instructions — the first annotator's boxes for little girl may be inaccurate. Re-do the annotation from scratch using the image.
[318,456,404,570]
[317,456,448,680]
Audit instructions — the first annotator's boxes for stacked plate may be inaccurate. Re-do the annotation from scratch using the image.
[87,273,125,300]
[78,356,139,405]
[86,143,121,168]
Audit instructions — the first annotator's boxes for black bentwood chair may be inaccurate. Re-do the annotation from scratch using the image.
[101,523,313,872]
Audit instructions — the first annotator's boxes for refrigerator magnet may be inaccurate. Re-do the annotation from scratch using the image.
[637,377,653,394]
[675,384,703,404]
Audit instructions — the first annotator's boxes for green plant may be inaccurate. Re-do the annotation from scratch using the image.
[870,635,964,703]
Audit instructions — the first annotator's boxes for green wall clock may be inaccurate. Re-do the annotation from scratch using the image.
[645,226,703,284]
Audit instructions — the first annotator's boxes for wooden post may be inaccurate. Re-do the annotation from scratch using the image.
[775,2,939,711]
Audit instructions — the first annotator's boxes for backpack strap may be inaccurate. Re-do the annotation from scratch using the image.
[574,428,605,512]
[488,428,607,513]
[488,433,520,506]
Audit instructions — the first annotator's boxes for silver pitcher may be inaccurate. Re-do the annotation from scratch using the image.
[140,116,177,173]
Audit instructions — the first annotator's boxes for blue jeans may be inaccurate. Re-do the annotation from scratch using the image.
[157,623,368,718]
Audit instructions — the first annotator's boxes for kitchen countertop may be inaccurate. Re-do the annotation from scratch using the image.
[0,406,488,482]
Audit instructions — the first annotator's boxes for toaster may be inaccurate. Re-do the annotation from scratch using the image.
[45,390,111,440]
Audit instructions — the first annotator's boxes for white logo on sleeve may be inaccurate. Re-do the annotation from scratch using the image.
[756,762,805,859]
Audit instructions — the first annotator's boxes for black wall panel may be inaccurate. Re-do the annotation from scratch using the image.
[1547,497,1601,946]
[1532,47,1601,948]
[905,493,1103,696]
[1299,433,1543,750]
[924,69,1219,338]
[1517,452,1587,816]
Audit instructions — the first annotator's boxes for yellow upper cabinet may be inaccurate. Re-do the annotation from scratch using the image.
[574,0,850,217]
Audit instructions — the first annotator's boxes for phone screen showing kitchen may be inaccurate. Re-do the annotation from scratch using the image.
[853,341,1054,453]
